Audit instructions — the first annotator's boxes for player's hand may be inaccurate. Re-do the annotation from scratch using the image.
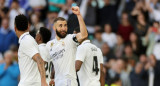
[41,81,48,86]
[49,79,55,86]
[71,6,80,15]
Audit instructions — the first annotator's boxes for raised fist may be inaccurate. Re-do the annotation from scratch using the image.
[71,6,80,15]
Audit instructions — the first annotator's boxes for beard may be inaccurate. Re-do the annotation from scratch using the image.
[56,29,67,38]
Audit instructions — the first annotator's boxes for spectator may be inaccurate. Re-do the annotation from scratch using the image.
[139,54,148,65]
[101,43,115,62]
[84,0,98,34]
[7,0,29,11]
[124,44,138,67]
[153,41,160,60]
[92,30,104,48]
[102,24,117,48]
[142,21,159,56]
[134,12,149,37]
[125,0,136,13]
[143,54,160,86]
[10,45,18,62]
[0,17,18,54]
[0,50,20,86]
[130,62,148,86]
[0,0,9,24]
[146,0,160,21]
[9,0,25,31]
[28,0,46,11]
[45,12,57,39]
[118,11,134,43]
[114,35,124,58]
[58,0,73,20]
[98,0,120,32]
[48,0,66,12]
[29,13,44,37]
[129,32,145,56]
[116,58,131,86]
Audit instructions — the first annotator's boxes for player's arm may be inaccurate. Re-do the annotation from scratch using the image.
[75,46,86,72]
[98,49,105,86]
[49,66,55,86]
[72,6,88,43]
[100,64,105,86]
[75,60,83,72]
[33,54,48,86]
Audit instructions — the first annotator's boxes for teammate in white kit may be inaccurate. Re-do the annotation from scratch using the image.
[14,14,48,86]
[75,39,105,86]
[46,6,88,86]
[35,27,53,85]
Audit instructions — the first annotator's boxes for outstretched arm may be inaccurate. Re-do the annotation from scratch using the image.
[72,6,88,43]
[33,54,48,86]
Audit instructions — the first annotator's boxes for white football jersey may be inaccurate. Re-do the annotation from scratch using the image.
[46,34,78,86]
[38,43,53,85]
[18,32,41,86]
[76,40,103,86]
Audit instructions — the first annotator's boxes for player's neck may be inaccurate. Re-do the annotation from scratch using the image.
[37,41,43,45]
[56,35,61,40]
[17,31,28,38]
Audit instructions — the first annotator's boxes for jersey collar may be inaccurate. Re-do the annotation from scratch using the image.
[19,32,29,43]
[81,40,90,45]
[39,43,46,46]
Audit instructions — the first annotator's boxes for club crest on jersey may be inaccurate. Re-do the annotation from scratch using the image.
[50,42,54,47]
[62,41,65,46]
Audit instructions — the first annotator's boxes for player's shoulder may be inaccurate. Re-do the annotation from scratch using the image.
[20,35,36,45]
[46,39,57,49]
[65,34,75,39]
[38,43,46,49]
[97,47,103,55]
[77,43,88,51]
[97,48,102,52]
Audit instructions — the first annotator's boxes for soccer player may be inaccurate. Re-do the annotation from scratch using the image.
[46,6,88,86]
[75,38,105,86]
[14,14,48,86]
[35,27,53,85]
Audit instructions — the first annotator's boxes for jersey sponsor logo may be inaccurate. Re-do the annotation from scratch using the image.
[51,49,65,61]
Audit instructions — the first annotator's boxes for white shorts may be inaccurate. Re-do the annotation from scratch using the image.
[55,78,78,86]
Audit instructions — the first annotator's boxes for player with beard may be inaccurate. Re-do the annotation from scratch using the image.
[46,6,88,86]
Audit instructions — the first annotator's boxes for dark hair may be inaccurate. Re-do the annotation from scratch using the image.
[152,20,159,25]
[53,17,66,24]
[13,0,19,3]
[39,27,51,43]
[94,30,102,37]
[122,10,128,15]
[15,14,28,31]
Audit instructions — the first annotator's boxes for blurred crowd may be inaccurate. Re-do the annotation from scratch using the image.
[0,0,160,86]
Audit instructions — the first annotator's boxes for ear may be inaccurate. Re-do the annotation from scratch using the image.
[28,24,30,30]
[14,26,17,32]
[37,34,41,41]
[53,24,56,31]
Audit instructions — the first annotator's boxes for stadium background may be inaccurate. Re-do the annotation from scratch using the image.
[0,0,160,86]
